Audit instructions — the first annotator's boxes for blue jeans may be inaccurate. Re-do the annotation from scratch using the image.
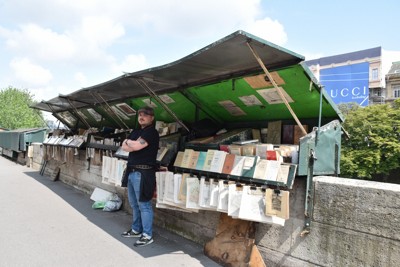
[127,171,153,238]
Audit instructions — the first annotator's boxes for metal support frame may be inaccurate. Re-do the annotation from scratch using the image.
[89,92,127,129]
[136,78,190,132]
[303,149,317,235]
[246,42,307,136]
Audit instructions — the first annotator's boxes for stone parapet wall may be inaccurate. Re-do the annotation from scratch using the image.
[30,144,400,266]
[258,177,400,267]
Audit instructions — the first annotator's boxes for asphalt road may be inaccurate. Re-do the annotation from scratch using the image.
[0,155,220,267]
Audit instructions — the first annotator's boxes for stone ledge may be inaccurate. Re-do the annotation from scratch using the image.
[313,176,400,240]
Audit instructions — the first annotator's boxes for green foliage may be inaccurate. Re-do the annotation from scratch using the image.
[0,86,46,130]
[337,102,360,117]
[340,102,400,179]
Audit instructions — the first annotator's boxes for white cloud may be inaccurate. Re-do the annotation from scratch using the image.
[128,0,262,37]
[10,58,52,86]
[302,52,324,61]
[74,72,87,85]
[243,17,288,46]
[1,0,289,102]
[78,16,125,48]
[111,54,149,75]
[5,24,75,61]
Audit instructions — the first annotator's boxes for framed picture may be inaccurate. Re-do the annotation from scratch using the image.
[87,108,102,122]
[116,103,137,116]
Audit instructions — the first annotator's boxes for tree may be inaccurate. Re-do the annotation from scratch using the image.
[0,86,46,130]
[340,99,400,179]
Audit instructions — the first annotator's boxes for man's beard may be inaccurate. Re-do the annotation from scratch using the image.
[139,120,152,128]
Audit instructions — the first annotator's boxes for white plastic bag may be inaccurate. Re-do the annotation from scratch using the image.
[103,194,122,212]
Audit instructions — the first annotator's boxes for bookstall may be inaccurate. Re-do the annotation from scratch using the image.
[0,128,47,164]
[32,30,344,266]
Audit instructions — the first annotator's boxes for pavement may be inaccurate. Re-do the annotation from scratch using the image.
[0,155,221,267]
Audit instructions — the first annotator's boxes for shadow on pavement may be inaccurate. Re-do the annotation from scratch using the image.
[22,168,219,266]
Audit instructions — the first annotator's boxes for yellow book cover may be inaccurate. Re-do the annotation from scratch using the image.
[173,151,185,167]
[242,145,256,156]
[188,151,200,169]
[265,189,289,219]
[228,145,242,155]
[180,149,194,168]
[202,149,217,172]
[178,173,191,201]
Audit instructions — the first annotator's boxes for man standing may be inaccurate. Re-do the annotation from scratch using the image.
[121,106,159,247]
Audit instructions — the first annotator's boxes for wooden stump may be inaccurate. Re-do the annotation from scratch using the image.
[204,213,265,266]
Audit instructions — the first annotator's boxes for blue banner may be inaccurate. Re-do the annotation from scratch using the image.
[319,62,369,106]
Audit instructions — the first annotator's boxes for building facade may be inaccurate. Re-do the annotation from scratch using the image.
[305,47,384,106]
[385,61,400,104]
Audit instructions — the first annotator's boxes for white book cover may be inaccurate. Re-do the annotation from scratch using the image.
[227,184,243,218]
[115,160,127,186]
[186,177,200,210]
[265,160,281,182]
[101,156,112,184]
[277,164,290,184]
[173,174,189,210]
[163,171,176,205]
[156,171,166,204]
[209,150,227,173]
[253,158,269,180]
[109,157,118,184]
[230,155,245,176]
[255,144,273,159]
[217,180,230,213]
[238,186,285,225]
[156,172,193,213]
[208,178,219,209]
[203,149,217,172]
[198,177,212,209]
[173,174,183,204]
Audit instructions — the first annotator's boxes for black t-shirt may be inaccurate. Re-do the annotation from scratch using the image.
[127,125,159,167]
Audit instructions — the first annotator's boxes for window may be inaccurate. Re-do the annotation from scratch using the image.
[394,88,400,98]
[374,88,381,96]
[371,68,379,81]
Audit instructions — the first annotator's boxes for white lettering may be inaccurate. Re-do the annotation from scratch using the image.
[352,87,360,96]
[341,88,349,97]
[329,86,368,100]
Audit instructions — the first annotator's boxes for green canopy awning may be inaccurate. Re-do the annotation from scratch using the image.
[33,30,343,129]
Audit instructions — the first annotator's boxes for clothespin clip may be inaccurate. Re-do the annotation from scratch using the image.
[235,176,242,187]
[249,179,257,190]
[224,175,230,184]
[274,184,281,195]
[261,181,268,192]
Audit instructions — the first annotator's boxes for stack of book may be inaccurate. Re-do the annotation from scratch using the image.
[173,148,292,184]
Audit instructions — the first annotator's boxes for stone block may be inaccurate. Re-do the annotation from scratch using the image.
[313,176,400,240]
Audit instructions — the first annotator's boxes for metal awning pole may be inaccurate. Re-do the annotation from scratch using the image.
[136,79,190,133]
[246,42,307,136]
[64,97,92,129]
[89,92,125,129]
[95,92,130,129]
[45,103,71,130]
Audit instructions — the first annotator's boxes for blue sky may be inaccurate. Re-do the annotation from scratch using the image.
[1,0,399,105]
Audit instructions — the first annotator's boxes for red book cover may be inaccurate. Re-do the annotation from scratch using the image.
[266,150,278,161]
[219,144,230,153]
